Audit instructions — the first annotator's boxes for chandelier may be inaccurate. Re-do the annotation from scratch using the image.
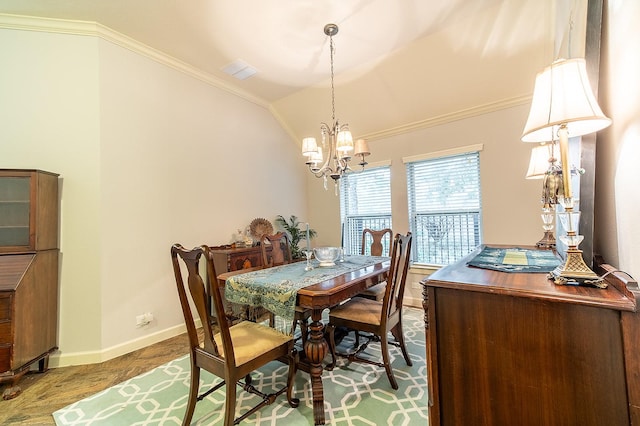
[301,23,371,191]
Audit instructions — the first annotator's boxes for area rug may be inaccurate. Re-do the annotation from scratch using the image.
[53,307,427,425]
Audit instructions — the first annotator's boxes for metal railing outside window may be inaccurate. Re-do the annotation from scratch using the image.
[412,211,481,265]
[343,214,392,255]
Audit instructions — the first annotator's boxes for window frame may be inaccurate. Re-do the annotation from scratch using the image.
[404,144,484,266]
[339,161,393,256]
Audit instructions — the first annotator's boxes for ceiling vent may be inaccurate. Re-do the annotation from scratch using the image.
[222,59,257,80]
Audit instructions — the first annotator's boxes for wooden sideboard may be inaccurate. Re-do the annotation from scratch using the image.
[421,246,640,426]
[209,245,268,274]
[209,245,273,322]
[0,169,60,400]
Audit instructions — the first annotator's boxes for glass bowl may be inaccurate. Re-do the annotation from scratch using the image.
[313,247,341,267]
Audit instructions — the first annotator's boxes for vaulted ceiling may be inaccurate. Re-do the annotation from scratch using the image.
[0,0,579,142]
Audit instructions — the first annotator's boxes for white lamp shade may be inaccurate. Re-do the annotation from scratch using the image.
[521,58,611,142]
[310,147,323,163]
[526,144,555,179]
[336,130,354,152]
[354,139,370,156]
[302,137,318,156]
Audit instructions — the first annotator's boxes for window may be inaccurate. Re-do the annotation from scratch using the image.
[340,164,392,255]
[405,146,482,265]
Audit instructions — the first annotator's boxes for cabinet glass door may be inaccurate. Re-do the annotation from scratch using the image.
[0,177,30,247]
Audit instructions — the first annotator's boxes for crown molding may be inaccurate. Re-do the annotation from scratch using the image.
[278,94,533,151]
[360,94,532,141]
[0,13,270,109]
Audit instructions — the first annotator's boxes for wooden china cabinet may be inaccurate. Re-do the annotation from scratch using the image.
[0,169,60,400]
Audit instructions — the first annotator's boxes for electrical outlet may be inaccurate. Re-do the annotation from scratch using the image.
[135,312,153,327]
[135,314,145,327]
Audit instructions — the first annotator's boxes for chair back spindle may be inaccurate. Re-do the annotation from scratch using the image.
[261,232,293,267]
[361,228,393,257]
[382,233,412,321]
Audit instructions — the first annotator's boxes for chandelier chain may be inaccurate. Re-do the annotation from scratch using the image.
[330,34,336,122]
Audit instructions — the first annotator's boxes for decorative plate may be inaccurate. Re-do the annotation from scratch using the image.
[249,218,274,241]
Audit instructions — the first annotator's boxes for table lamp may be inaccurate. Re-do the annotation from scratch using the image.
[521,58,611,287]
[526,142,561,249]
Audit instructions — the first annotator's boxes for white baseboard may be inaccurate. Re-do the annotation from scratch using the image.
[403,296,423,310]
[49,322,193,368]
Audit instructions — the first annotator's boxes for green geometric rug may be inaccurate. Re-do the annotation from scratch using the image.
[53,307,427,425]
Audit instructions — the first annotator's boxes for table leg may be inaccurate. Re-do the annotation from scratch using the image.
[304,308,328,425]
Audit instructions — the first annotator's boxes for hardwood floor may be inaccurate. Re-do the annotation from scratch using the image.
[0,332,190,425]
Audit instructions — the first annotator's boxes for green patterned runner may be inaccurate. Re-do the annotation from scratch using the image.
[467,246,561,273]
[225,255,388,324]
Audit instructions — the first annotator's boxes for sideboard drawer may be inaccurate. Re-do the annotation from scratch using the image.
[210,245,269,273]
[0,320,10,344]
[0,295,10,320]
[228,251,262,271]
[0,344,10,372]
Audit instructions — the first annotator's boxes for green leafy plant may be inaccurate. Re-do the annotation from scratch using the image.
[275,215,317,259]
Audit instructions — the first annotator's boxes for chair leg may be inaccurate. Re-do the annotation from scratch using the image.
[380,333,398,390]
[326,323,337,370]
[299,318,308,346]
[224,380,237,426]
[286,349,300,407]
[390,322,413,366]
[182,365,200,426]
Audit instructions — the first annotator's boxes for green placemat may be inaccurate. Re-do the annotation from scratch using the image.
[467,246,561,273]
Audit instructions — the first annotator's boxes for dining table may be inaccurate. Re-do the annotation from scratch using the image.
[218,254,390,425]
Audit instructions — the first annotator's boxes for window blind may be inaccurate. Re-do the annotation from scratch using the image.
[406,151,482,265]
[340,166,392,255]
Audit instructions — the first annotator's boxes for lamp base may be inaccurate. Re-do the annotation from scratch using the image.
[549,248,607,288]
[535,231,556,250]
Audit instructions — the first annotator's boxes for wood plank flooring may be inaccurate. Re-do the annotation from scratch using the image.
[0,332,189,425]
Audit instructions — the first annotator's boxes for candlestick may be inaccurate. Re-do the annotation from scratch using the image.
[306,223,311,251]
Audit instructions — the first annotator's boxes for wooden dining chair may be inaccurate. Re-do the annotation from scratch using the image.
[326,232,413,390]
[356,228,393,301]
[260,232,312,347]
[260,231,294,267]
[171,244,299,426]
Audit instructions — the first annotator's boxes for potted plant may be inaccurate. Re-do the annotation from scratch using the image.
[275,215,317,259]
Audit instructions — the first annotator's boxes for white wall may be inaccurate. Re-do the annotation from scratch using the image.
[307,102,545,306]
[597,0,640,279]
[1,27,308,366]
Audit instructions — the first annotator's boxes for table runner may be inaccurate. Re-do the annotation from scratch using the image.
[225,255,388,331]
[467,246,561,273]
